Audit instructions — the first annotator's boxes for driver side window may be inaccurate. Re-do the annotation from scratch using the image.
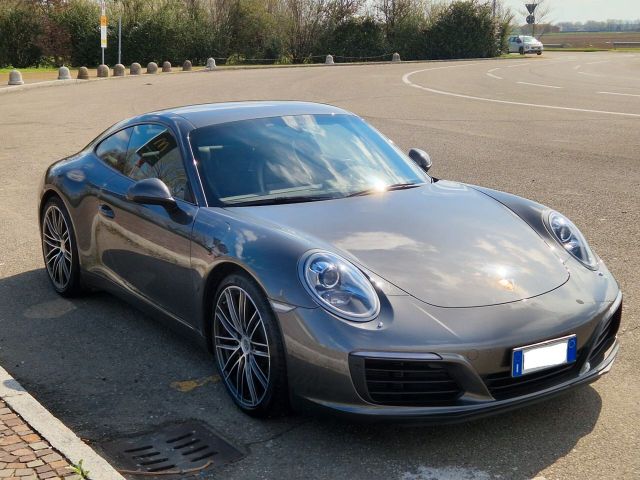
[124,124,192,202]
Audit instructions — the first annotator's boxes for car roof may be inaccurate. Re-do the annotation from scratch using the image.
[145,101,353,129]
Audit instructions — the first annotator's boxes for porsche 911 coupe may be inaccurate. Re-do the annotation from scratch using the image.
[39,101,621,421]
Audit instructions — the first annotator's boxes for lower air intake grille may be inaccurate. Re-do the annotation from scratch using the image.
[362,358,463,406]
[589,302,622,365]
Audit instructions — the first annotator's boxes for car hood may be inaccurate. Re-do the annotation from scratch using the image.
[228,181,569,308]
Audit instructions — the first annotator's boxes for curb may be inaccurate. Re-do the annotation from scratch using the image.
[0,365,125,480]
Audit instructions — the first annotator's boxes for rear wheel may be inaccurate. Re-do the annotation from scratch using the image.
[212,273,288,417]
[41,197,83,296]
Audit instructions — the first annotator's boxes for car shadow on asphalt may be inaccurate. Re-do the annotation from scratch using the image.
[0,269,603,480]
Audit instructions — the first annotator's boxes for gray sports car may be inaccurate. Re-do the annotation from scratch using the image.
[39,101,621,421]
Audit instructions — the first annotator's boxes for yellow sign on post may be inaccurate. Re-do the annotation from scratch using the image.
[100,15,107,49]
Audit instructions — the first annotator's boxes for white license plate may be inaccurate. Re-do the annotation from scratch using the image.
[512,334,577,377]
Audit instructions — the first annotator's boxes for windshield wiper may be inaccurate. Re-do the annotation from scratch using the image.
[345,182,423,198]
[224,195,335,207]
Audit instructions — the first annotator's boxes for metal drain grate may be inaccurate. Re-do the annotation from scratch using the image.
[101,420,244,478]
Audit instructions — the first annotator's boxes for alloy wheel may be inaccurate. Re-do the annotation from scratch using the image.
[42,205,73,290]
[214,286,271,408]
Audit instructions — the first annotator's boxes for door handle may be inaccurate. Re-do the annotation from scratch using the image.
[99,204,115,219]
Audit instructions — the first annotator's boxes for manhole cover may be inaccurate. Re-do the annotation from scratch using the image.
[102,420,244,478]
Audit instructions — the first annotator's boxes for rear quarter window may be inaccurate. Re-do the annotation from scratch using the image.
[95,128,132,172]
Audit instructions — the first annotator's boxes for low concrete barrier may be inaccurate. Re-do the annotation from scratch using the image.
[325,54,334,65]
[392,52,401,62]
[77,67,89,80]
[8,70,24,85]
[147,62,158,74]
[183,60,192,71]
[113,64,125,76]
[57,66,71,80]
[130,63,141,75]
[97,64,109,78]
[206,58,216,70]
[162,61,172,73]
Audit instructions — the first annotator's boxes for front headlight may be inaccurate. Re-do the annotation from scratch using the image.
[299,251,380,322]
[547,211,598,269]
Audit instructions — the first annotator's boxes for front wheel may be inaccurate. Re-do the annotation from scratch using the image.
[519,47,525,55]
[41,197,83,296]
[212,273,289,417]
[537,51,542,55]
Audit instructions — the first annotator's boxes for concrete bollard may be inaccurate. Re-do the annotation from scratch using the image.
[147,62,158,74]
[162,61,172,73]
[97,64,109,78]
[57,66,72,80]
[8,69,24,85]
[130,63,141,75]
[206,58,216,70]
[77,67,89,80]
[392,52,401,62]
[113,64,125,76]
[325,54,334,65]
[182,60,192,71]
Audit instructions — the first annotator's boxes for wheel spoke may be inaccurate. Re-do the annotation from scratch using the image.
[61,257,71,281]
[249,356,268,389]
[216,308,241,340]
[223,354,243,382]
[220,346,241,373]
[224,290,244,335]
[44,215,58,237]
[247,311,260,339]
[245,360,258,404]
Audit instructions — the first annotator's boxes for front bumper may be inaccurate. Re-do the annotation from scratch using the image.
[279,283,621,423]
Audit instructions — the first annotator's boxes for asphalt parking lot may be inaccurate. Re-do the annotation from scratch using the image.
[0,52,638,479]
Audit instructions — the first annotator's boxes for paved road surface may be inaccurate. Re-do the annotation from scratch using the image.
[0,52,638,479]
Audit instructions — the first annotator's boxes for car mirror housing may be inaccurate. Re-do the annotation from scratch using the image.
[408,148,432,172]
[126,178,177,210]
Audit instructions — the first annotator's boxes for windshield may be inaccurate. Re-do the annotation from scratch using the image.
[190,114,427,206]
[523,36,536,42]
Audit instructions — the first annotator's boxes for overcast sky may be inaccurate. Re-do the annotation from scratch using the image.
[500,0,639,22]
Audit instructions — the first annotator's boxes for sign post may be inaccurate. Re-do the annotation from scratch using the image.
[525,3,538,37]
[100,1,107,65]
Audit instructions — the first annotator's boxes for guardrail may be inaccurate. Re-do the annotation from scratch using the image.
[543,43,564,48]
[612,41,640,49]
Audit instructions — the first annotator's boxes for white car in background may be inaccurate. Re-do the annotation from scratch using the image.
[508,35,544,55]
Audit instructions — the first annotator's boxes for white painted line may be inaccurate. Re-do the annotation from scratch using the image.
[402,66,640,118]
[0,365,125,480]
[598,91,640,98]
[578,71,603,77]
[573,65,582,70]
[586,60,610,65]
[506,63,530,68]
[517,81,563,89]
[486,72,503,80]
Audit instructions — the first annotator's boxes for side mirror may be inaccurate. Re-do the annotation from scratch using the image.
[408,148,432,173]
[126,178,177,210]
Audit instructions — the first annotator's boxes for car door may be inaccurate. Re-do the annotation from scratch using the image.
[96,123,199,324]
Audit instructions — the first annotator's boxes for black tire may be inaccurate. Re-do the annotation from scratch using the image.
[41,196,83,297]
[212,272,289,417]
[537,51,542,55]
[519,47,525,55]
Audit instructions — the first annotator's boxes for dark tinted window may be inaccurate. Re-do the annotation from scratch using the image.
[125,124,191,201]
[96,128,131,171]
